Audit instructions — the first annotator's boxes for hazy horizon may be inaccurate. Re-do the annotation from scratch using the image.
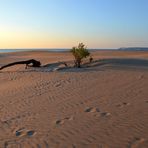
[0,0,148,49]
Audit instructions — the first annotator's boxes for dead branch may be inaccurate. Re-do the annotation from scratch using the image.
[0,59,41,70]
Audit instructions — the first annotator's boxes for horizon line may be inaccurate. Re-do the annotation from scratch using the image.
[0,48,118,50]
[1,47,148,50]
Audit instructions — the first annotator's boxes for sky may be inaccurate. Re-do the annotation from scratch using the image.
[0,0,148,49]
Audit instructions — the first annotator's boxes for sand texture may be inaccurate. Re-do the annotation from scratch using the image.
[0,50,148,148]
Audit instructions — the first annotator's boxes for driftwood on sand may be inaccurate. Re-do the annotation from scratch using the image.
[0,59,41,70]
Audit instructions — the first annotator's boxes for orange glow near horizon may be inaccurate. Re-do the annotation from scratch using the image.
[0,30,125,49]
[0,26,128,49]
[0,27,147,49]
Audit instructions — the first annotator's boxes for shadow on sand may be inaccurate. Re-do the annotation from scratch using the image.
[1,58,148,73]
[58,58,148,72]
[94,58,148,67]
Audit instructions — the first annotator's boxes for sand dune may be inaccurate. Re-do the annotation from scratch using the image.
[0,51,148,148]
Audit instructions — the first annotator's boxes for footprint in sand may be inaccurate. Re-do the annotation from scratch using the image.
[55,116,73,125]
[85,107,100,113]
[116,102,130,108]
[55,119,65,125]
[15,128,36,137]
[85,107,111,118]
[15,128,26,137]
[27,130,36,137]
[129,137,147,148]
[123,102,130,105]
[64,116,74,121]
[100,112,111,117]
[16,130,23,137]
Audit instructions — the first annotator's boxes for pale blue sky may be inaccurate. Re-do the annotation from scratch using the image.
[0,0,148,48]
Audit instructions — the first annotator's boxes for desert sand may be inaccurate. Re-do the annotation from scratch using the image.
[0,50,148,148]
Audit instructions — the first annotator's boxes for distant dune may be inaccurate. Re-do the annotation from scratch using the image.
[118,47,148,51]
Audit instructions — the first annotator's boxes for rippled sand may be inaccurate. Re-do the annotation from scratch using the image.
[0,50,148,148]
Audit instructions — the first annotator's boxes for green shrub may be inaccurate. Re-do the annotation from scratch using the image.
[71,43,90,68]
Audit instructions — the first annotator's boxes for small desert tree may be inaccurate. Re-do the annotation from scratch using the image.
[71,43,90,68]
